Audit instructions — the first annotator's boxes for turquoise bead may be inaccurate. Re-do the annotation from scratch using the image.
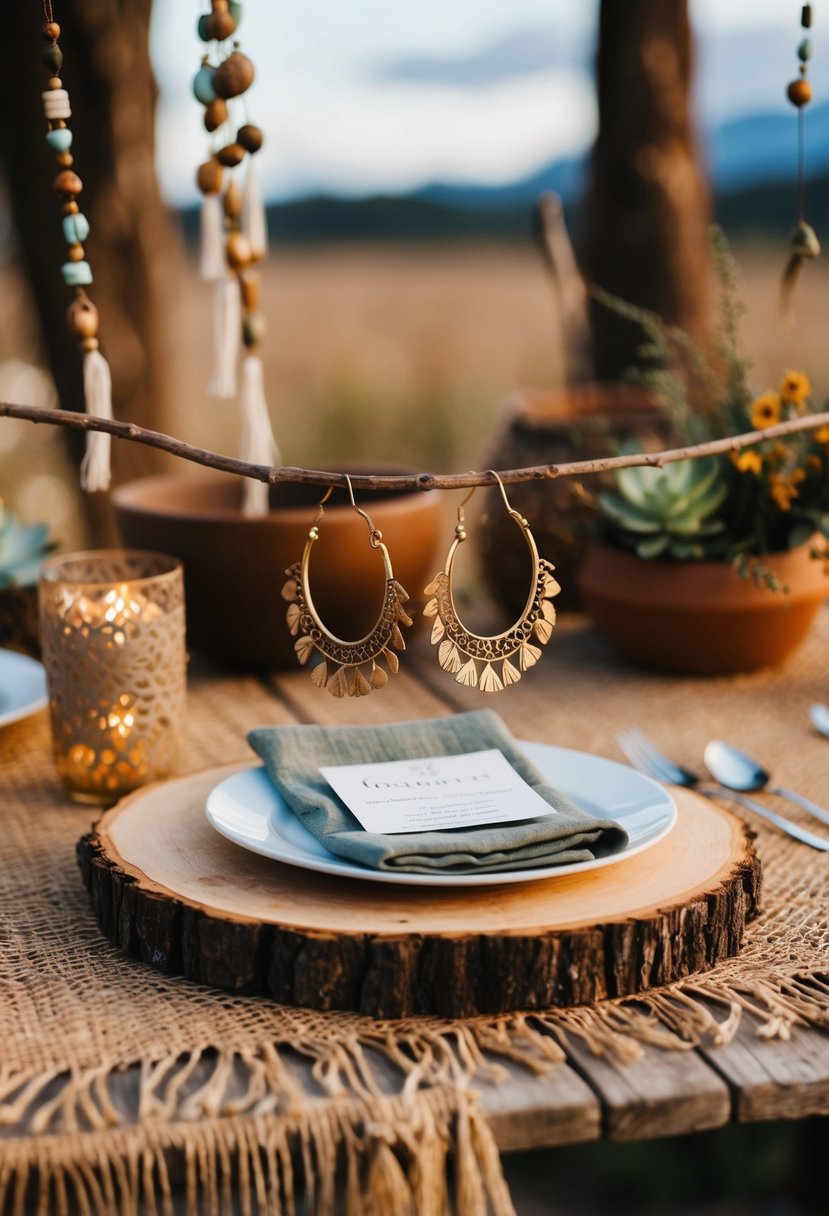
[798,38,812,62]
[62,213,90,245]
[193,65,217,104]
[197,14,211,41]
[229,2,243,27]
[61,261,93,287]
[46,128,73,154]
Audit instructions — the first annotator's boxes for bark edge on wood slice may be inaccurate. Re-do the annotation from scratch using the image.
[77,763,760,1018]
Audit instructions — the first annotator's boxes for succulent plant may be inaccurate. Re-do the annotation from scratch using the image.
[0,503,55,590]
[598,458,728,560]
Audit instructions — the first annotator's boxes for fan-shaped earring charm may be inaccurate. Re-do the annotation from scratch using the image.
[423,473,560,691]
[282,478,411,697]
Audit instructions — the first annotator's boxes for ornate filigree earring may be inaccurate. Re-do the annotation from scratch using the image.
[282,477,412,697]
[423,474,560,691]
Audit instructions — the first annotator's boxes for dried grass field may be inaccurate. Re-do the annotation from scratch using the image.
[169,242,829,478]
[1,240,828,546]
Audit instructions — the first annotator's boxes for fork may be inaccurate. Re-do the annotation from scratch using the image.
[617,726,829,852]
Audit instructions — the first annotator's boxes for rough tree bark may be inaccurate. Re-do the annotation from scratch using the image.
[0,0,182,506]
[582,0,712,381]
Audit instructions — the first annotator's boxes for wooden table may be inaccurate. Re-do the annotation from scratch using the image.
[4,610,829,1180]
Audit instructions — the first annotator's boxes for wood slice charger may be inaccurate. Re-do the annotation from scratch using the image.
[77,765,760,1019]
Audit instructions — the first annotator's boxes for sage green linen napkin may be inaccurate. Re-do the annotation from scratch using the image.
[247,710,628,874]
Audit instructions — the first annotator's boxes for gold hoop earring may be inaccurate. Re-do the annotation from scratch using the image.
[423,473,560,691]
[282,477,412,697]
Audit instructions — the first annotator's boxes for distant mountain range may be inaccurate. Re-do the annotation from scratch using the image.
[181,101,829,244]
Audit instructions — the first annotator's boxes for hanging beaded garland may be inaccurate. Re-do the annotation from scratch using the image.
[39,3,114,492]
[192,2,278,516]
[782,3,821,321]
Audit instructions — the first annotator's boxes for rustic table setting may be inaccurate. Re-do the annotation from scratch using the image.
[2,610,829,1215]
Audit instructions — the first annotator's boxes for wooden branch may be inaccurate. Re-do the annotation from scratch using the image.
[2,399,829,492]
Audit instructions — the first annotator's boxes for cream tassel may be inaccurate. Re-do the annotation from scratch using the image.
[242,160,268,261]
[200,193,225,282]
[207,276,241,399]
[239,354,280,517]
[79,348,113,493]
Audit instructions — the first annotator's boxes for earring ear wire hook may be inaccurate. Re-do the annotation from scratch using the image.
[345,474,383,549]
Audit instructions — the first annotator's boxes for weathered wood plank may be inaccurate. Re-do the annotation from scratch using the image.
[474,1056,602,1151]
[702,1016,829,1123]
[563,1038,732,1141]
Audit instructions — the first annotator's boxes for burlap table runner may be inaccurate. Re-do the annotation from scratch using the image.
[2,613,829,1214]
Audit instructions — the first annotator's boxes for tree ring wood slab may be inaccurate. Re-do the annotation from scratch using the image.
[77,763,761,1018]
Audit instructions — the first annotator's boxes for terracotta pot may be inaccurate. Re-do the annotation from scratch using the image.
[478,384,673,614]
[578,541,829,675]
[113,473,443,671]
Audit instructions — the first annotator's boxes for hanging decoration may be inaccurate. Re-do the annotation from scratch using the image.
[782,3,821,322]
[193,2,278,516]
[39,4,114,492]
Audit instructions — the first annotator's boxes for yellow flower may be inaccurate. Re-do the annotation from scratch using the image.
[779,370,811,407]
[750,391,781,429]
[814,425,829,446]
[731,449,762,475]
[769,469,806,511]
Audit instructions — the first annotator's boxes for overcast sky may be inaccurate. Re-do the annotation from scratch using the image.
[151,1,823,204]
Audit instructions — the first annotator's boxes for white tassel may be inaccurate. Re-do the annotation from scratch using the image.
[242,159,268,261]
[79,348,113,493]
[207,276,241,399]
[200,193,225,282]
[239,354,280,517]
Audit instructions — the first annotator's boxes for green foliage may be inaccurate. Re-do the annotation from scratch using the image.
[593,227,829,567]
[0,505,54,590]
[598,459,727,559]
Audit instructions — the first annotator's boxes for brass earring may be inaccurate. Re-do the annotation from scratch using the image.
[282,476,412,697]
[423,473,560,691]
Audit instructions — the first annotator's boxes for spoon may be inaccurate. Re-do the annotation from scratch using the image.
[810,704,829,739]
[704,739,829,828]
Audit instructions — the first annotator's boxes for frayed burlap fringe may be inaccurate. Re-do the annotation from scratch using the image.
[3,961,829,1213]
[0,1087,512,1216]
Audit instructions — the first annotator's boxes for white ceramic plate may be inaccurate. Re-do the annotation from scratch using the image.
[0,648,48,729]
[205,743,677,888]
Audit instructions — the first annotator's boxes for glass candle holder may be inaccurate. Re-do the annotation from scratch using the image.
[39,550,186,804]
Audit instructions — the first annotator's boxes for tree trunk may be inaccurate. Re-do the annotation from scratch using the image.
[583,0,712,381]
[0,0,183,533]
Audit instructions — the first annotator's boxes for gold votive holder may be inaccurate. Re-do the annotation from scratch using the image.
[38,550,186,805]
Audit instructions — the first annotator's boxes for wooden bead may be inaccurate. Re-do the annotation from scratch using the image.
[42,21,61,41]
[216,141,245,168]
[207,9,237,40]
[243,311,266,348]
[240,271,260,311]
[223,181,243,220]
[66,293,99,339]
[237,123,263,154]
[802,4,813,29]
[196,158,223,195]
[56,151,74,167]
[41,44,63,75]
[787,78,812,107]
[67,243,85,263]
[212,50,255,99]
[225,230,252,270]
[204,98,228,132]
[53,169,82,198]
[63,200,79,215]
[47,77,63,90]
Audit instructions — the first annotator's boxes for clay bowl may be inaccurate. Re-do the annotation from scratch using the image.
[578,540,829,675]
[113,473,444,671]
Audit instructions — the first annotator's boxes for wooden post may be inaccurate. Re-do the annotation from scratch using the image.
[582,0,712,382]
